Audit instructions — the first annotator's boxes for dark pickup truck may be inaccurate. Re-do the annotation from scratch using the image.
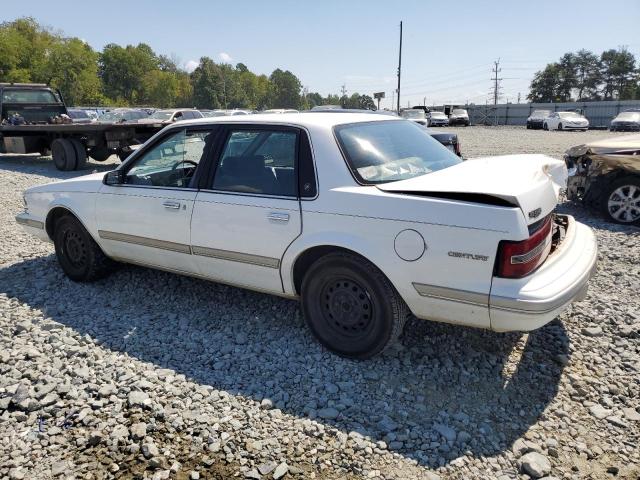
[0,83,165,170]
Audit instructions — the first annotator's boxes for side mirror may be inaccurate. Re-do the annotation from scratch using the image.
[103,170,124,186]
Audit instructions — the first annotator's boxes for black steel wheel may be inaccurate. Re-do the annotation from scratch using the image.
[301,252,408,359]
[53,215,117,281]
[70,139,87,170]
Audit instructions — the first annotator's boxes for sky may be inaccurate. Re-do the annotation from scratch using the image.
[3,0,640,109]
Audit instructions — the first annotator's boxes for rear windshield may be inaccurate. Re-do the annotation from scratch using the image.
[531,110,551,116]
[559,112,582,118]
[2,89,61,104]
[334,120,461,184]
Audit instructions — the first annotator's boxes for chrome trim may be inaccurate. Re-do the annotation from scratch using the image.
[412,283,489,307]
[191,245,280,269]
[162,200,181,209]
[490,253,597,314]
[198,189,298,201]
[15,214,44,229]
[98,230,191,254]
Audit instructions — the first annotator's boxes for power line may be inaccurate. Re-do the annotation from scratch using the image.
[491,58,503,105]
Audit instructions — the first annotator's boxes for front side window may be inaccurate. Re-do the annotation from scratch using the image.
[212,129,298,196]
[335,120,461,184]
[126,128,214,188]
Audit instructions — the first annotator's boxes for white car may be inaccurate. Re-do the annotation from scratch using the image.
[448,109,469,127]
[138,109,203,124]
[543,112,589,131]
[428,111,449,127]
[17,113,597,359]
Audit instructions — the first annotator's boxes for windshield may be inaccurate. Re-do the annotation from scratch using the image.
[451,109,467,115]
[531,110,551,117]
[2,89,61,104]
[335,120,461,184]
[149,110,174,120]
[616,112,640,121]
[401,110,425,119]
[431,112,446,118]
[559,112,582,119]
[98,111,123,122]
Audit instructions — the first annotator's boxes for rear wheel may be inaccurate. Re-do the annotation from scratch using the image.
[69,139,87,170]
[89,147,112,162]
[53,215,117,281]
[602,176,640,225]
[301,252,408,359]
[543,123,548,131]
[51,138,77,171]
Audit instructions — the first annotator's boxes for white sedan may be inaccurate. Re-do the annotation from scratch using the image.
[17,113,598,359]
[543,111,589,131]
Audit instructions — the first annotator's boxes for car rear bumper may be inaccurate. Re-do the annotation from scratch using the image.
[489,215,597,331]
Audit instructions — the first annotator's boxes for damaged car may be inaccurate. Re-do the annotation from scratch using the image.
[17,113,597,359]
[565,134,640,224]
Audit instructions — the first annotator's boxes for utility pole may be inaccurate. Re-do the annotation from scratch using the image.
[340,84,347,108]
[396,21,403,114]
[491,59,502,106]
[517,92,521,104]
[391,90,395,111]
[423,96,426,107]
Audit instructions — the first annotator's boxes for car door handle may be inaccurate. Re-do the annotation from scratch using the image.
[267,212,289,222]
[163,201,181,210]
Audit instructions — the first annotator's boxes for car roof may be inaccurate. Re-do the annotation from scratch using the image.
[172,112,401,129]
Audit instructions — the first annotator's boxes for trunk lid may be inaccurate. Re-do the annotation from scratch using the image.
[377,154,567,225]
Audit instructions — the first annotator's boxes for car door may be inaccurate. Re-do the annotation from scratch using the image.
[96,126,217,273]
[190,125,304,293]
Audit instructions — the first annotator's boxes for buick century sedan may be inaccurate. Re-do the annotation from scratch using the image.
[17,113,598,358]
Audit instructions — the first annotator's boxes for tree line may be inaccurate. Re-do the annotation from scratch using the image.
[0,18,376,110]
[528,48,639,103]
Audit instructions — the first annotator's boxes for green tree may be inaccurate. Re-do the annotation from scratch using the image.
[600,48,637,100]
[0,18,55,82]
[190,57,226,109]
[573,49,601,100]
[99,43,159,104]
[268,69,302,109]
[528,63,562,102]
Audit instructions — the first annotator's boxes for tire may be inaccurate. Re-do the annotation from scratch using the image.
[543,123,548,131]
[51,138,77,171]
[526,123,531,129]
[70,139,87,170]
[53,215,117,281]
[300,252,408,359]
[89,147,111,162]
[601,176,640,225]
[558,123,563,131]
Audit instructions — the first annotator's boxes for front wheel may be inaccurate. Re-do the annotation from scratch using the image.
[602,177,640,225]
[558,123,563,131]
[543,123,548,131]
[301,252,408,359]
[53,215,117,281]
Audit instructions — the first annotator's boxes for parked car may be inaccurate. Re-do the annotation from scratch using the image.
[610,110,640,132]
[543,112,589,131]
[428,111,449,127]
[66,108,94,124]
[422,127,462,157]
[311,105,343,110]
[97,109,149,123]
[200,110,229,118]
[401,109,428,126]
[565,134,640,224]
[138,109,203,124]
[526,109,552,129]
[17,113,597,359]
[448,108,469,126]
[263,109,300,114]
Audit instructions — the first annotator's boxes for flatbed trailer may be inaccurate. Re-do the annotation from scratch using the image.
[0,82,166,170]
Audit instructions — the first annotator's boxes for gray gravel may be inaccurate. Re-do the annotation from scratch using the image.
[1,127,639,479]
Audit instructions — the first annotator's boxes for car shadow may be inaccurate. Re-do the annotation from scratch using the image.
[0,254,569,468]
[0,153,116,180]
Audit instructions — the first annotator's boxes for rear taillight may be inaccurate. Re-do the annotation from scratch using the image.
[454,140,462,157]
[496,217,552,278]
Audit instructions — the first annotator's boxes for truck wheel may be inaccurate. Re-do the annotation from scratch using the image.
[301,252,408,359]
[51,138,77,171]
[70,139,87,170]
[53,215,117,282]
[89,147,111,162]
[602,176,640,225]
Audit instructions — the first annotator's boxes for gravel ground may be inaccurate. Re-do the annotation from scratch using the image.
[1,127,638,480]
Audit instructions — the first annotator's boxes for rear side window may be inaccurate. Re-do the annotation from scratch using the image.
[212,129,298,197]
[335,120,461,184]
